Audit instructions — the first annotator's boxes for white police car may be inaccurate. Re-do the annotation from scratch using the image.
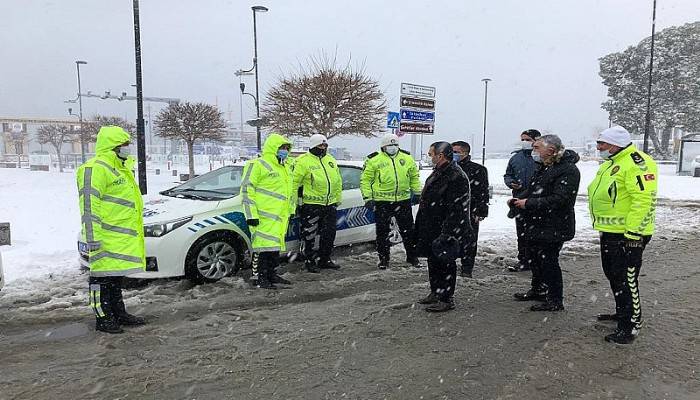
[79,162,407,283]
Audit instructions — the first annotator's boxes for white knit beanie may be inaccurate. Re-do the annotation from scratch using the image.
[309,134,328,149]
[598,126,632,148]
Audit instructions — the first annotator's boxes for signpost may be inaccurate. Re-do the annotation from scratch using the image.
[398,82,436,158]
[386,112,400,129]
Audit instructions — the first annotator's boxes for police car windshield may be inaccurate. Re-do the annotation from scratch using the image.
[162,166,243,199]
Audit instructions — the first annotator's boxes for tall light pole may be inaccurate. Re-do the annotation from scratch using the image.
[480,78,492,165]
[252,5,268,152]
[642,0,657,153]
[132,0,147,194]
[75,60,88,163]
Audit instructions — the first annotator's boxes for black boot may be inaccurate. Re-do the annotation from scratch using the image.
[271,274,292,285]
[417,293,439,305]
[377,255,389,270]
[605,329,636,344]
[406,257,421,268]
[112,284,146,326]
[513,289,547,301]
[96,317,124,334]
[305,260,321,273]
[530,301,564,312]
[426,298,455,312]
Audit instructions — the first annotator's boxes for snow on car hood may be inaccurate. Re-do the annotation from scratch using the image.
[142,194,222,224]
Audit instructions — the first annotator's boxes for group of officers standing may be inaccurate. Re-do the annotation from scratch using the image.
[78,124,657,345]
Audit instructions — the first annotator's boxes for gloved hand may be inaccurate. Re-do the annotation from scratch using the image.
[364,200,375,211]
[410,193,421,205]
[246,218,259,227]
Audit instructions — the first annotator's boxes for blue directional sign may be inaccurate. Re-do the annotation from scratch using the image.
[386,111,400,129]
[400,109,435,122]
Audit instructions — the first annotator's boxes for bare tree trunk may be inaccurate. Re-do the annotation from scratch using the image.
[648,124,666,159]
[54,144,64,173]
[187,141,195,177]
[660,126,672,155]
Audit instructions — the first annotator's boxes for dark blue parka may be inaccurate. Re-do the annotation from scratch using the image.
[504,149,537,198]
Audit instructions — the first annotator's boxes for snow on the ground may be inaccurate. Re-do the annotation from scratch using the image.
[1,158,699,288]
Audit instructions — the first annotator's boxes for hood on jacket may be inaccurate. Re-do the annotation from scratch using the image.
[560,149,580,164]
[262,132,292,160]
[95,126,131,155]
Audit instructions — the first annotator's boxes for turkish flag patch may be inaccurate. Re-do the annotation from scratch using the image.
[644,174,656,181]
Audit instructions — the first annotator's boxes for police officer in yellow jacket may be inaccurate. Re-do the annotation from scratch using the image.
[240,133,296,289]
[588,126,658,344]
[77,126,146,334]
[292,134,343,273]
[361,133,421,269]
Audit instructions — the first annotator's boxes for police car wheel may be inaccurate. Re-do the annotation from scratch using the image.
[388,217,403,246]
[185,231,242,283]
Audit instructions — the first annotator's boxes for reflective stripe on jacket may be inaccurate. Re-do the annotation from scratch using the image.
[292,152,342,206]
[240,133,296,252]
[587,144,658,239]
[76,126,145,276]
[360,150,420,202]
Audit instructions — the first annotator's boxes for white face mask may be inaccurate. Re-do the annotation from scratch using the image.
[116,146,130,159]
[521,141,533,150]
[599,149,611,159]
[384,145,399,156]
[531,152,542,163]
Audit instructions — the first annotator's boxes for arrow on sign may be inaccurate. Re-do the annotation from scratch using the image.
[400,96,435,110]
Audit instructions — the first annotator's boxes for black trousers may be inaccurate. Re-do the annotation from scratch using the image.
[600,233,651,332]
[300,204,337,263]
[88,276,126,321]
[428,255,457,302]
[460,219,480,274]
[526,241,564,302]
[515,218,530,266]
[375,200,417,263]
[256,251,281,283]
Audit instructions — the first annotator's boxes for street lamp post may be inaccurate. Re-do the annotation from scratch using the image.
[251,5,268,152]
[643,0,657,153]
[235,70,254,141]
[75,60,87,163]
[480,78,492,165]
[132,0,147,194]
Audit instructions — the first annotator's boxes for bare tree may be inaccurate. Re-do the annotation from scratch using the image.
[36,124,74,172]
[154,102,226,176]
[262,54,386,139]
[82,115,135,144]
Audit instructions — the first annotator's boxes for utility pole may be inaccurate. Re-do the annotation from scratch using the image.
[481,78,492,165]
[643,0,657,153]
[132,0,147,194]
[75,60,87,163]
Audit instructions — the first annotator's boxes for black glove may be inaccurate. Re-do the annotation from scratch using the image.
[410,193,421,205]
[364,200,375,211]
[246,218,259,227]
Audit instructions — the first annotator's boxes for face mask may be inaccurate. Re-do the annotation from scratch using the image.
[276,149,289,162]
[521,141,533,150]
[599,149,611,159]
[453,153,463,162]
[532,152,542,163]
[116,146,130,159]
[384,145,399,156]
[309,147,326,157]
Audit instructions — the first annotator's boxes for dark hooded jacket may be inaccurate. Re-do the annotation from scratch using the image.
[519,149,581,242]
[415,161,472,258]
[456,156,489,218]
[504,149,537,198]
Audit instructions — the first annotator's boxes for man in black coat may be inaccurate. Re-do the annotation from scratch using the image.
[415,142,471,312]
[452,141,489,278]
[510,135,580,311]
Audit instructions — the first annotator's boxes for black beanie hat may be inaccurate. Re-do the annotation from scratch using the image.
[521,129,541,140]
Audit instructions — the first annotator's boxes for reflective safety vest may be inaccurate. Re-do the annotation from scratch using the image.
[587,144,658,239]
[292,152,342,206]
[77,126,145,276]
[360,149,421,202]
[240,133,296,252]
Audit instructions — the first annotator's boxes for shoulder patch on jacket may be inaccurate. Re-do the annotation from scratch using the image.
[399,149,411,155]
[367,151,379,159]
[630,152,644,165]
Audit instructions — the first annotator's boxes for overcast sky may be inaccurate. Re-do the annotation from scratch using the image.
[1,0,699,155]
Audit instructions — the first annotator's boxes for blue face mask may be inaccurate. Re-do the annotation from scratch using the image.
[453,153,462,162]
[277,149,289,161]
[532,152,542,163]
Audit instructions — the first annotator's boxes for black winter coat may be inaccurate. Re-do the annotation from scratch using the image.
[415,161,472,258]
[519,149,581,243]
[457,157,490,218]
